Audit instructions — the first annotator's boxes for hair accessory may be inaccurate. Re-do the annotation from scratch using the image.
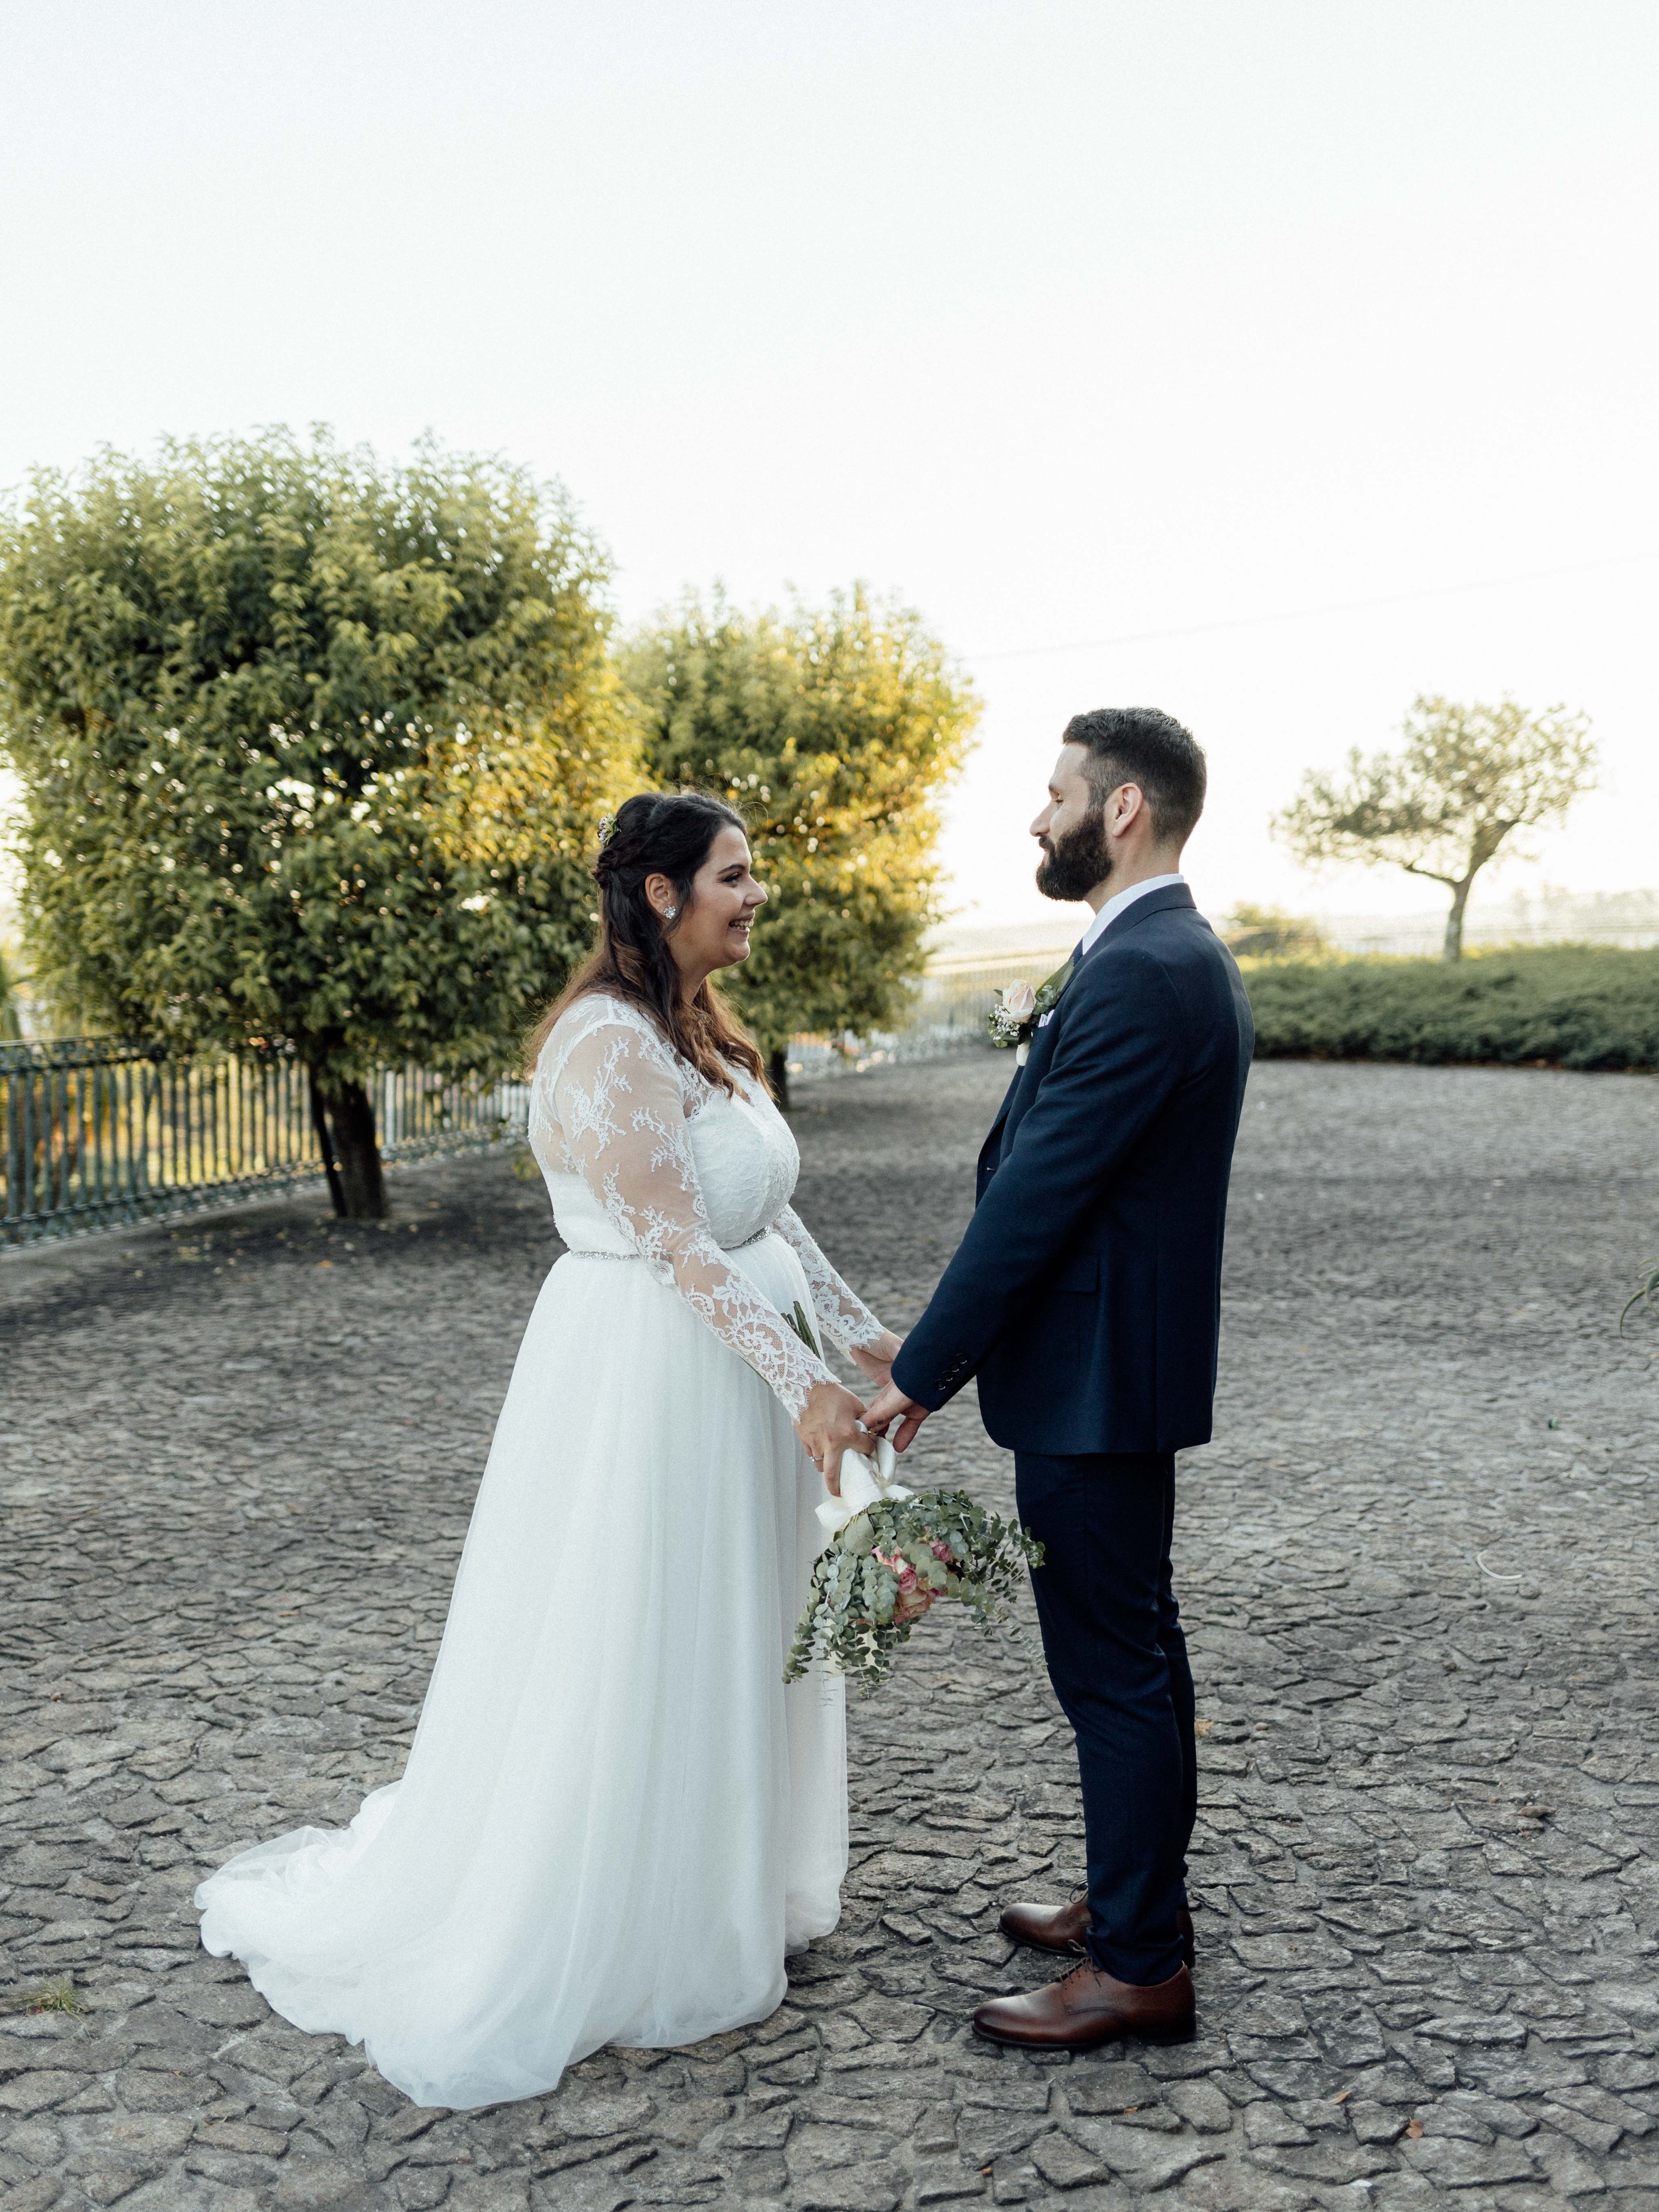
[597,814,616,846]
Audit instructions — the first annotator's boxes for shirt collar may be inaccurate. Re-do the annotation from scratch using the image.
[1075,873,1187,961]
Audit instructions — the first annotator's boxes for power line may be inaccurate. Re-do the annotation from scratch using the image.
[967,547,1659,664]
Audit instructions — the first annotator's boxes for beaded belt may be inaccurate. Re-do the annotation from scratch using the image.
[570,1225,773,1260]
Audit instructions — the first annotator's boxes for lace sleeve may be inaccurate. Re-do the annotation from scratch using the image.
[546,1011,837,1422]
[771,1205,889,1355]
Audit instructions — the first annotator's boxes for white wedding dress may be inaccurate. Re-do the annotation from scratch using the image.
[195,993,889,2110]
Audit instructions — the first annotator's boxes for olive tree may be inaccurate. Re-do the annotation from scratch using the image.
[1272,695,1596,960]
[0,431,636,1212]
[623,588,978,1103]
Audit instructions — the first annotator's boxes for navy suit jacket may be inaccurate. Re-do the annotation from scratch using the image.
[890,885,1253,1456]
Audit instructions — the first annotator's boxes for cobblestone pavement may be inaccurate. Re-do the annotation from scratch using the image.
[3,1056,1658,2212]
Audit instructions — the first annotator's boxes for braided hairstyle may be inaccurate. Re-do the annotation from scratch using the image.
[525,791,766,1093]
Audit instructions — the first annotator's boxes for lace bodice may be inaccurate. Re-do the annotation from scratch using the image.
[528,995,888,1420]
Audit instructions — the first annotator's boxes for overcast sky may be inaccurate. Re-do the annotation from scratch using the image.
[2,0,1654,929]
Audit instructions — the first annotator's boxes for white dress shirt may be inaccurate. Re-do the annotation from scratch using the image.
[1074,873,1187,962]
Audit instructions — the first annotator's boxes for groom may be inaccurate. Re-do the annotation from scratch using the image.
[865,707,1252,2049]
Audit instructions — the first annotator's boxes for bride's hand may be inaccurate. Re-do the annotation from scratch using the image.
[797,1379,877,1496]
[849,1330,904,1392]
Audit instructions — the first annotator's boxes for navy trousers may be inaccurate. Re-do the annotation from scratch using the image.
[1013,1449,1195,1986]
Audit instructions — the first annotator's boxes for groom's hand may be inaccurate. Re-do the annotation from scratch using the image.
[797,1380,877,1495]
[862,1381,930,1455]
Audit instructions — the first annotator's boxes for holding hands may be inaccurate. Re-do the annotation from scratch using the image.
[795,1379,879,1496]
[862,1379,930,1456]
[794,1331,923,1496]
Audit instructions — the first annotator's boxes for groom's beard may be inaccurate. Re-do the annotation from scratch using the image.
[1036,806,1112,904]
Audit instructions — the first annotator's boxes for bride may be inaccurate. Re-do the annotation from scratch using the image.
[196,790,900,2110]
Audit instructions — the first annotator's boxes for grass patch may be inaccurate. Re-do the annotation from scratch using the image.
[1241,944,1659,1073]
[11,1976,89,2016]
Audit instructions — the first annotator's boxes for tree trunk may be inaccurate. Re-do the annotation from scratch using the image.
[309,1069,386,1218]
[768,1046,791,1113]
[1441,877,1475,962]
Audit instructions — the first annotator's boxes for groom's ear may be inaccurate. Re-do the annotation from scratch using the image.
[1103,781,1149,838]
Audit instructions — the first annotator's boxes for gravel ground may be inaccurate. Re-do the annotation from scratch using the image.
[2,1054,1657,2212]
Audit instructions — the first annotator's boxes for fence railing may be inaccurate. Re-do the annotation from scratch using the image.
[0,1040,528,1250]
[785,960,1031,1078]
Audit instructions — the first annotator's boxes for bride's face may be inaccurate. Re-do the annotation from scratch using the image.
[658,825,768,976]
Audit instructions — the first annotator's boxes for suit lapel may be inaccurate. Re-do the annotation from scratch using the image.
[980,1062,1025,1165]
[984,1001,1067,1166]
[981,938,1091,1167]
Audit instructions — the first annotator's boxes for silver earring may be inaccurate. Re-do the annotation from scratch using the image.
[663,905,678,921]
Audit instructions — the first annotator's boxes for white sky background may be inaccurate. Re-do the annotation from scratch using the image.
[1,0,1655,931]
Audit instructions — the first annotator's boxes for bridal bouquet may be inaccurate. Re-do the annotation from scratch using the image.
[784,1438,1044,1697]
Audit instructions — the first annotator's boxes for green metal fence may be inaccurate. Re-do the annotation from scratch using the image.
[0,1040,528,1249]
[3,959,1041,1247]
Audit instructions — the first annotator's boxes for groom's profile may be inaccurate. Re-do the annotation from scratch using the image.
[866,706,1253,2049]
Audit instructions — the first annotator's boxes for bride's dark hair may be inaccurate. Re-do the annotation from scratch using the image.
[525,790,767,1094]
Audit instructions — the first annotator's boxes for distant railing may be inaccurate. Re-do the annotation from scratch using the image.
[0,1039,528,1249]
[785,958,1046,1078]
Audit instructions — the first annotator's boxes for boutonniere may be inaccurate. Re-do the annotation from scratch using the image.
[987,957,1074,1065]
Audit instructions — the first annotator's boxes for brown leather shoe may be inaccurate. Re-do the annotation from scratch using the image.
[973,1958,1196,2050]
[999,1888,1091,1955]
[999,1890,1196,1971]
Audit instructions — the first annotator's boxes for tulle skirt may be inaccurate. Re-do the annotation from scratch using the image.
[195,1233,847,2109]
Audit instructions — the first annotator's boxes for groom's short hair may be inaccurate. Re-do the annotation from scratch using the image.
[1063,707,1206,844]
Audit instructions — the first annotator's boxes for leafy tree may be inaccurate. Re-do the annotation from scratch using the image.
[0,431,636,1212]
[1272,695,1596,960]
[623,588,978,1103]
[0,942,20,1041]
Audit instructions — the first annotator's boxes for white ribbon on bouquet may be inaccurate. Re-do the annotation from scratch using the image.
[816,1427,912,1542]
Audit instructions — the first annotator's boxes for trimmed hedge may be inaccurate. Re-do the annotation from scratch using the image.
[1241,945,1659,1073]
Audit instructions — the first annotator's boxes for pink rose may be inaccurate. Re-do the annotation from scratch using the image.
[875,1547,937,1627]
[1002,979,1036,1021]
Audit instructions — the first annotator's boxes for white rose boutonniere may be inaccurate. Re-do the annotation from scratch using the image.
[988,978,1036,1050]
[987,959,1075,1065]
